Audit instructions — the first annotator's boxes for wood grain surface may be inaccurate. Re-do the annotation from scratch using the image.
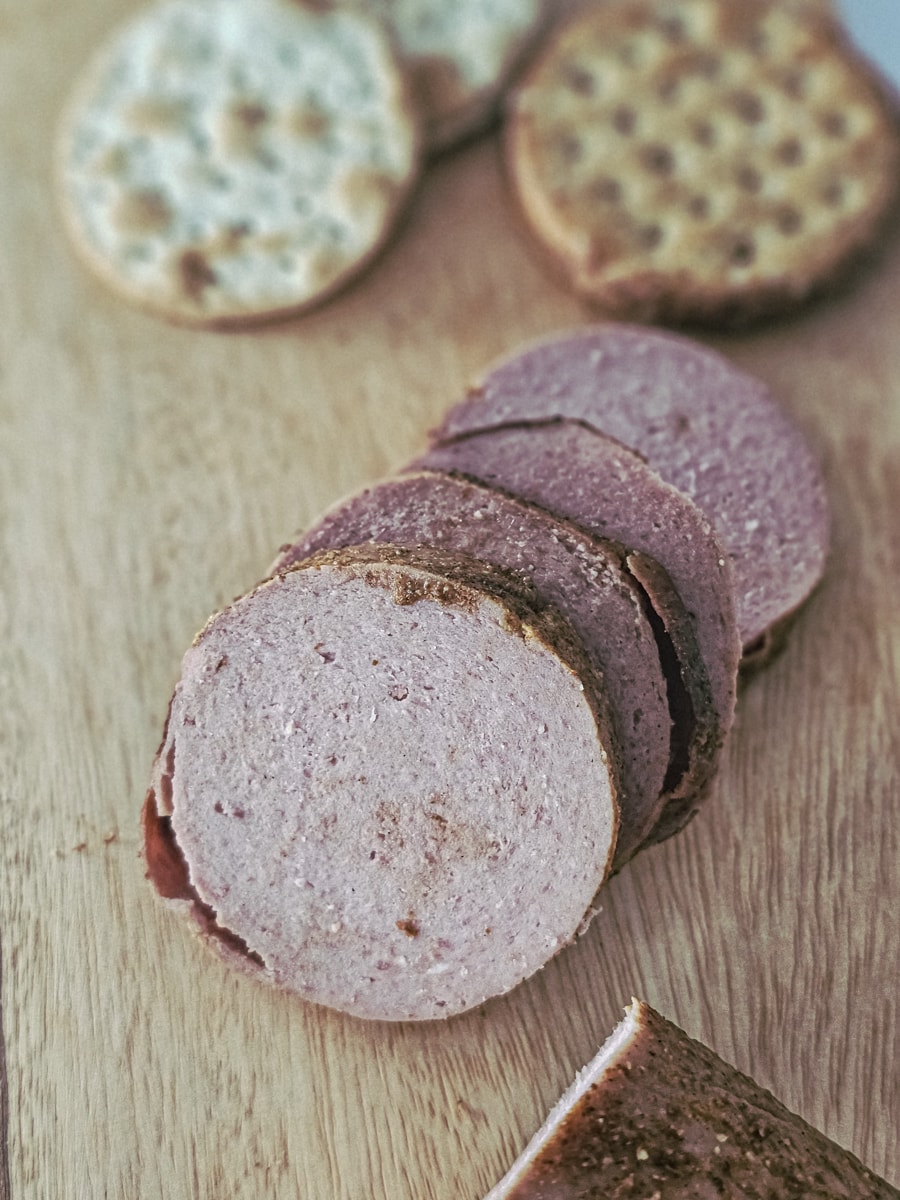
[2,2,899,1197]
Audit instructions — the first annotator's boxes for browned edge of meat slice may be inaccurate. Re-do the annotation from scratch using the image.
[142,771,268,978]
[624,550,713,844]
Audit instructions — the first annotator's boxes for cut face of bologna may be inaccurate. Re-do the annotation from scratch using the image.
[145,546,619,1021]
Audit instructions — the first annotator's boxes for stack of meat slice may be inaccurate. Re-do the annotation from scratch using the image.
[432,324,831,664]
[143,324,830,1021]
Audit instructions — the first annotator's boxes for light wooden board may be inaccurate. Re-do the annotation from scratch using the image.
[1,2,899,1196]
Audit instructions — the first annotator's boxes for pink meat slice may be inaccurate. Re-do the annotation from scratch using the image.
[145,544,619,1021]
[431,324,830,653]
[272,470,672,865]
[412,421,740,840]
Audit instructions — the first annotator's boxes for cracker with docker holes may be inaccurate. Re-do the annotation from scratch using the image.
[362,0,550,154]
[57,0,421,327]
[505,0,900,326]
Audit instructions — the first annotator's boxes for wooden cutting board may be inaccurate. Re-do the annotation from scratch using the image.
[1,2,899,1196]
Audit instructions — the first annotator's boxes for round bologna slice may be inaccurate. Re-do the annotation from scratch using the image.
[144,544,619,1021]
[432,324,831,657]
[272,470,671,866]
[485,998,900,1199]
[413,421,740,841]
[57,0,420,327]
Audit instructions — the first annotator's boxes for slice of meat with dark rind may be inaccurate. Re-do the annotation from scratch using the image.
[412,421,740,841]
[431,324,830,657]
[484,998,900,1199]
[271,470,671,866]
[145,543,619,1021]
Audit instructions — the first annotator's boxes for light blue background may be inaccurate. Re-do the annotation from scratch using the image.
[837,0,900,88]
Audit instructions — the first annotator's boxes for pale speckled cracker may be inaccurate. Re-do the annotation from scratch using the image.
[361,0,550,153]
[57,0,421,327]
[505,0,900,326]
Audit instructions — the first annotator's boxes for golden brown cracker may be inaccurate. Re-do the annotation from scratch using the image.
[506,0,900,325]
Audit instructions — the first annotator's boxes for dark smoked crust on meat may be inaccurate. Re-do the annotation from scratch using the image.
[142,787,267,972]
[142,702,268,973]
[502,1001,900,1199]
[298,542,541,616]
[623,550,716,844]
[620,553,698,839]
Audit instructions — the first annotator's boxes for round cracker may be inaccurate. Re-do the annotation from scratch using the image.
[362,0,550,152]
[57,0,421,327]
[505,0,900,325]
